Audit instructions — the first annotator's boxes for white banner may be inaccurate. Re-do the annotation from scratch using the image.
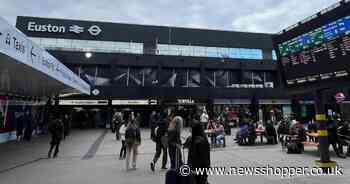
[59,100,108,105]
[0,17,90,95]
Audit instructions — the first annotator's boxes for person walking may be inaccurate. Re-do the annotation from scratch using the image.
[150,114,168,171]
[48,118,64,158]
[184,122,211,184]
[114,112,123,140]
[16,112,24,142]
[125,118,141,170]
[167,116,183,169]
[149,111,157,139]
[63,114,70,140]
[200,110,209,131]
[23,110,33,141]
[119,121,127,160]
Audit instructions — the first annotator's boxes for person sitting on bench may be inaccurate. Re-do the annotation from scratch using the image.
[215,122,225,147]
[235,121,249,145]
[248,121,257,145]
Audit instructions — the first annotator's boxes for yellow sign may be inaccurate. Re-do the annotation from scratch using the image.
[315,114,326,121]
[317,130,328,137]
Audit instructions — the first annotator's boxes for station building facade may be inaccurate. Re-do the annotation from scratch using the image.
[15,16,292,125]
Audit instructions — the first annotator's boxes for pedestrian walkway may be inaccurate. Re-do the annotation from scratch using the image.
[0,128,350,184]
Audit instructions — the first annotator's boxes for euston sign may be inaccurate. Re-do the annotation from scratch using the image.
[27,21,102,36]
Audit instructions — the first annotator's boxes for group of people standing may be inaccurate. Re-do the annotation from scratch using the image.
[113,110,211,184]
[15,107,47,142]
[151,111,211,184]
[112,111,142,170]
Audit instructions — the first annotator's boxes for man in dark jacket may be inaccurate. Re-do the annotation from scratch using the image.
[63,114,70,140]
[327,118,346,158]
[185,122,210,184]
[150,118,168,171]
[48,119,64,158]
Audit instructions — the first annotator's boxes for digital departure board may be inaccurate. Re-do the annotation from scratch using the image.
[273,2,350,88]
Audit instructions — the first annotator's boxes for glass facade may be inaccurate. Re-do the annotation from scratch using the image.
[30,37,266,60]
[272,50,277,60]
[158,44,263,60]
[69,65,276,88]
[30,37,144,54]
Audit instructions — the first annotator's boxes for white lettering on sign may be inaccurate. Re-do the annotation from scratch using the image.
[177,99,195,104]
[27,21,66,33]
[27,21,101,36]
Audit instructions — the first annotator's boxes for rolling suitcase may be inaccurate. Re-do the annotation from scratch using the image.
[165,146,181,184]
[165,146,194,184]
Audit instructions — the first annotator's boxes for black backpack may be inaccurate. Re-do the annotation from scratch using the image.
[125,127,137,145]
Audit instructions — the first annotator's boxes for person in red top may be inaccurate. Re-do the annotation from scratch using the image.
[207,119,217,145]
[228,108,236,127]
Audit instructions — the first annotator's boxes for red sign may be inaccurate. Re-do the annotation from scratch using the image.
[335,92,346,103]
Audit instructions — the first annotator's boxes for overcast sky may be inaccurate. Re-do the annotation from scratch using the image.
[0,0,341,33]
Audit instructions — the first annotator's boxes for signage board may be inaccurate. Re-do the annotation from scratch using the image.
[59,100,108,105]
[26,21,102,36]
[0,17,90,95]
[273,2,350,90]
[112,99,157,105]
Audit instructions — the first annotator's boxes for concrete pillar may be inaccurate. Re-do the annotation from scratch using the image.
[262,49,273,60]
[314,90,337,171]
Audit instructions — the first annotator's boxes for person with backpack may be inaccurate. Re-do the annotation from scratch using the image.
[150,114,168,171]
[124,117,141,170]
[48,118,64,158]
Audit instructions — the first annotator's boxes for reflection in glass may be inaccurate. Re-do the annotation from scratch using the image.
[252,72,264,84]
[215,70,228,87]
[79,67,97,86]
[129,68,143,87]
[188,69,200,87]
[143,68,158,86]
[160,68,175,87]
[95,67,111,86]
[113,67,128,87]
[174,69,188,87]
[242,71,253,84]
[228,71,240,86]
[203,70,215,87]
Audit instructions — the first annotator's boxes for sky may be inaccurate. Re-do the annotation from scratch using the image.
[0,0,341,33]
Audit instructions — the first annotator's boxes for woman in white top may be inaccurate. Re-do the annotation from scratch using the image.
[119,121,127,160]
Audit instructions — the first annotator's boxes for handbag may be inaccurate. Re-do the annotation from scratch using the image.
[161,135,169,148]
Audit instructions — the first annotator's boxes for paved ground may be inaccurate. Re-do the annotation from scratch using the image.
[0,128,350,184]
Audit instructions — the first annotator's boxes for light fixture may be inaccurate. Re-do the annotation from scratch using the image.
[85,52,92,59]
